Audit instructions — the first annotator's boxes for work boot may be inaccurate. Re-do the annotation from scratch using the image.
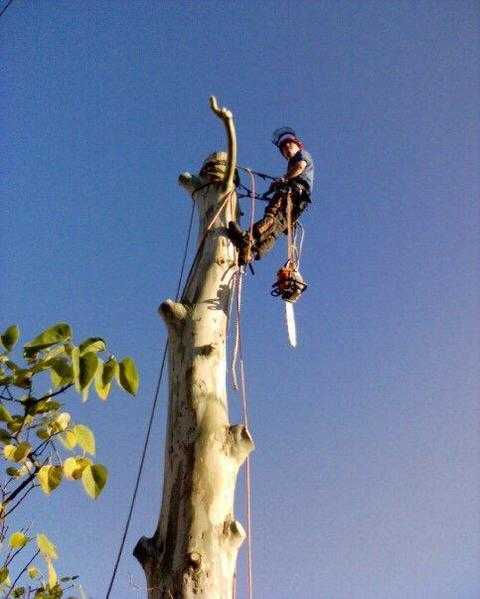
[227,221,245,245]
[238,232,255,265]
[227,222,255,265]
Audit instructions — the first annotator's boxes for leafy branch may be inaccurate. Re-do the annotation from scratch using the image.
[0,323,140,598]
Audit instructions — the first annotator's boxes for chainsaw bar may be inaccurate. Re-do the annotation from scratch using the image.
[285,301,297,347]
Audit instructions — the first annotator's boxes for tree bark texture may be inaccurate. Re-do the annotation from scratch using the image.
[135,98,253,598]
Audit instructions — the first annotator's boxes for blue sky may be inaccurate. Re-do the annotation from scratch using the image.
[2,1,479,598]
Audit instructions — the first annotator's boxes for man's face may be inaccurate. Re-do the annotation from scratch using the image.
[281,140,300,159]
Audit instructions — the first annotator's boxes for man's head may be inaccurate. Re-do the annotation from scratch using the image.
[279,138,301,159]
[272,127,304,159]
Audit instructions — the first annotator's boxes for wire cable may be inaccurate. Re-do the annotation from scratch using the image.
[0,0,14,19]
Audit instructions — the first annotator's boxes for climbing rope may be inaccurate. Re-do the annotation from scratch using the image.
[293,222,305,267]
[239,314,254,599]
[245,168,257,237]
[181,187,235,301]
[232,168,255,390]
[230,170,256,599]
[286,190,294,262]
[286,191,306,267]
[230,267,254,599]
[237,164,276,182]
[236,164,276,203]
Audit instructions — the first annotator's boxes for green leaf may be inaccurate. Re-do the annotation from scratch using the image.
[50,368,63,389]
[37,465,63,495]
[1,325,20,352]
[81,463,108,499]
[34,399,61,414]
[15,441,31,462]
[36,428,50,441]
[13,587,25,597]
[37,534,58,560]
[50,412,71,433]
[58,430,77,450]
[3,442,31,462]
[73,424,95,455]
[94,357,118,400]
[79,337,106,354]
[0,404,12,422]
[94,360,106,399]
[118,357,139,396]
[6,466,28,478]
[12,369,32,389]
[3,444,17,460]
[0,428,12,443]
[47,560,58,590]
[71,346,80,392]
[78,352,99,401]
[0,374,13,386]
[63,456,91,480]
[40,344,67,362]
[103,357,118,384]
[27,565,39,579]
[4,359,20,371]
[49,357,73,388]
[0,566,10,585]
[0,429,11,444]
[24,323,72,358]
[9,531,28,549]
[7,415,25,433]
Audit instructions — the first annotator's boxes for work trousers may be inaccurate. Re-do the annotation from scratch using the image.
[252,185,309,259]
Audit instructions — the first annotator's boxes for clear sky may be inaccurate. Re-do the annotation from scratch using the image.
[2,1,479,598]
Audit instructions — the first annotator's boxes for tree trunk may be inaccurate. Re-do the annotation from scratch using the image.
[134,98,253,599]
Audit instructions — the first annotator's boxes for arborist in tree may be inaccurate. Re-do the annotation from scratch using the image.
[229,127,314,265]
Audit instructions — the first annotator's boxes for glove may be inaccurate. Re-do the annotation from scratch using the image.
[268,177,286,192]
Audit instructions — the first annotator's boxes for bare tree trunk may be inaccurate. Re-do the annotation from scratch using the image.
[135,98,253,598]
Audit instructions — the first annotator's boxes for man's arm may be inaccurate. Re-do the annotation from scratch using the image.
[285,160,307,180]
[273,160,306,186]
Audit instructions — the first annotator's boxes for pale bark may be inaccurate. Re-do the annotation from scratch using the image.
[135,98,253,598]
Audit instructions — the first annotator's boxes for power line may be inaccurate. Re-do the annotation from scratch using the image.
[0,0,15,19]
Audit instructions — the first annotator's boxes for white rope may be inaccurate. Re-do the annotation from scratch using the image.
[232,268,253,599]
[229,170,256,599]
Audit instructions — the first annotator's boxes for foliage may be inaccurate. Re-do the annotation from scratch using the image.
[0,323,139,598]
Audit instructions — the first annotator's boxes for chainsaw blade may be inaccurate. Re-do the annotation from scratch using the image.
[285,301,297,347]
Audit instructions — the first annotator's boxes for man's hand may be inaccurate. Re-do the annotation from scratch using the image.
[286,160,307,180]
[268,178,286,193]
